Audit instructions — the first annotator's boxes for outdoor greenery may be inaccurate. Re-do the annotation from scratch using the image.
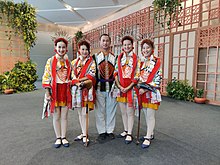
[75,31,83,43]
[153,0,182,29]
[0,60,38,93]
[0,74,5,93]
[196,89,204,98]
[166,78,194,101]
[0,0,37,51]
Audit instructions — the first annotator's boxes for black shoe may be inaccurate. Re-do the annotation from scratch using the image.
[53,137,61,148]
[116,131,127,138]
[82,136,90,146]
[61,137,69,147]
[140,135,154,141]
[124,134,133,144]
[107,133,115,139]
[97,133,106,141]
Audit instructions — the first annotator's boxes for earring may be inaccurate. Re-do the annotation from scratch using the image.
[122,48,124,51]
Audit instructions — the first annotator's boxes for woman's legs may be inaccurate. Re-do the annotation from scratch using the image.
[61,107,68,138]
[118,102,134,142]
[142,108,156,147]
[119,102,128,133]
[127,105,134,135]
[53,107,61,138]
[53,107,61,146]
[143,108,155,139]
[75,107,89,143]
[60,107,69,146]
[125,105,134,141]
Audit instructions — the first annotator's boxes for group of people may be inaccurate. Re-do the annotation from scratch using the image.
[42,33,162,149]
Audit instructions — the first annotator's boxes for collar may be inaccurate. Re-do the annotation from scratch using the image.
[123,51,134,57]
[99,50,113,56]
[55,54,68,60]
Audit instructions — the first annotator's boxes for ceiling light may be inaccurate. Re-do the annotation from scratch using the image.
[54,21,87,24]
[74,5,127,10]
[37,8,68,12]
[64,4,73,11]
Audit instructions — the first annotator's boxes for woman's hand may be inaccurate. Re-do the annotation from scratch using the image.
[45,91,52,101]
[122,86,131,93]
[139,88,147,95]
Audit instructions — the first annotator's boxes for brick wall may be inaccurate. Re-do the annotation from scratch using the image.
[0,21,28,74]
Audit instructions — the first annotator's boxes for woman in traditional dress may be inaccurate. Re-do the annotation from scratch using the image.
[71,40,96,145]
[42,38,72,148]
[138,39,162,148]
[114,36,140,144]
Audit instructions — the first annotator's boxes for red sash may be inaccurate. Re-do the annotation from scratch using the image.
[73,56,94,105]
[79,57,93,79]
[139,56,161,105]
[146,57,161,84]
[51,55,72,112]
[118,52,137,106]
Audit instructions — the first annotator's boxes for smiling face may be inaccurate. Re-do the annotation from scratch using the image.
[79,44,89,58]
[100,35,111,50]
[55,41,67,56]
[122,39,133,54]
[142,43,153,58]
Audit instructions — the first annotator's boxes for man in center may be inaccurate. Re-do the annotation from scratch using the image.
[93,34,117,141]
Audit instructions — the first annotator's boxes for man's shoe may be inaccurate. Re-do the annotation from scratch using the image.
[97,133,106,141]
[107,133,115,139]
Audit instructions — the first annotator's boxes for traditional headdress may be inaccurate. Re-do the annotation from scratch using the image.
[51,30,72,46]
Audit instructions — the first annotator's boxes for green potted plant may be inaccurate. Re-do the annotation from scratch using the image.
[75,31,83,43]
[166,78,194,102]
[194,89,206,104]
[1,71,14,94]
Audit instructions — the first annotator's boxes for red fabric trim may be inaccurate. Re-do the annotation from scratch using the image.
[117,52,137,106]
[72,79,79,85]
[42,84,51,88]
[86,74,96,86]
[50,56,72,112]
[66,58,72,109]
[131,79,138,84]
[51,56,57,113]
[56,84,67,103]
[79,57,93,78]
[74,58,80,78]
[146,57,161,84]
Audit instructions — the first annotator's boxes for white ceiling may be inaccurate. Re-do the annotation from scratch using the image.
[13,0,144,27]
